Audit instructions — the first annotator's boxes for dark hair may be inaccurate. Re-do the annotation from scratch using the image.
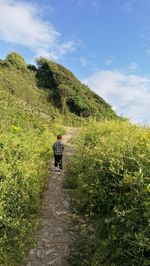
[57,134,62,140]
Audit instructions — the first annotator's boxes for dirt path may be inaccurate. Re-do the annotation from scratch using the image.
[26,128,77,266]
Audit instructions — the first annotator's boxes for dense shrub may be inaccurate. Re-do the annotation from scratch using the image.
[36,57,117,120]
[6,52,27,70]
[1,52,118,121]
[0,88,64,266]
[66,120,150,266]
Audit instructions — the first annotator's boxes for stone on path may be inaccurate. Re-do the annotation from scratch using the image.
[45,248,56,256]
[63,199,70,209]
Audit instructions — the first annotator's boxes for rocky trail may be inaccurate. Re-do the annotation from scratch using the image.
[25,128,77,266]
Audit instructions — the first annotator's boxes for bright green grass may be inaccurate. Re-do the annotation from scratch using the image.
[0,88,64,266]
[66,120,150,266]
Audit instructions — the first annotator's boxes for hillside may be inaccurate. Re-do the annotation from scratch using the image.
[0,52,117,121]
[0,85,65,265]
[0,52,118,266]
[36,57,117,120]
[66,121,150,266]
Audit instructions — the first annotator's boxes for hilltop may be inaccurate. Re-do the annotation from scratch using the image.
[0,52,117,121]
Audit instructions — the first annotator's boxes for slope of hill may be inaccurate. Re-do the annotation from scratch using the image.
[66,121,150,266]
[0,84,65,266]
[36,57,117,120]
[0,52,117,121]
[0,53,64,265]
[0,53,61,121]
[0,52,118,265]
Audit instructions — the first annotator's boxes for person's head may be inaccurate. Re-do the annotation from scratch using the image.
[57,134,62,140]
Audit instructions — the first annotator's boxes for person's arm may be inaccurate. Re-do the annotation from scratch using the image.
[62,143,64,151]
[52,143,55,152]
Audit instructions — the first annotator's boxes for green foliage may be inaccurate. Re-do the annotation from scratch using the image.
[6,52,27,70]
[0,52,66,266]
[0,87,64,266]
[0,58,61,121]
[27,64,37,72]
[66,120,150,266]
[0,51,119,265]
[0,52,118,122]
[36,57,117,120]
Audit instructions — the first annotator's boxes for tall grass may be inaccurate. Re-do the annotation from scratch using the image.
[66,120,150,266]
[0,88,64,265]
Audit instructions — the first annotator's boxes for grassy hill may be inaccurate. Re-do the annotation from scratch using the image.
[0,52,118,265]
[0,79,65,266]
[0,93,63,266]
[2,52,149,266]
[35,57,117,120]
[0,52,117,122]
[66,121,150,266]
[0,53,63,266]
[0,53,61,121]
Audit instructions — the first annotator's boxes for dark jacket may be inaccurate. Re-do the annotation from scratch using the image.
[52,140,64,155]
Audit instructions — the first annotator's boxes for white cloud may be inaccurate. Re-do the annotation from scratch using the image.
[83,70,150,123]
[0,0,76,60]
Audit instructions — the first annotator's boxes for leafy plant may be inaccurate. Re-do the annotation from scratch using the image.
[0,86,64,266]
[6,52,27,70]
[36,57,117,120]
[66,120,150,266]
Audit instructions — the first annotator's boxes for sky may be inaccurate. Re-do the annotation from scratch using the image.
[0,0,150,123]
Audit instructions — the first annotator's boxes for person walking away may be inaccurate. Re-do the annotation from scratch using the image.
[52,134,64,171]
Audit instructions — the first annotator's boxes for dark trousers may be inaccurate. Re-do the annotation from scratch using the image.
[54,155,63,169]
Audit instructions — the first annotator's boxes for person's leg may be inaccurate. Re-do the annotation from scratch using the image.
[54,155,59,169]
[58,155,63,170]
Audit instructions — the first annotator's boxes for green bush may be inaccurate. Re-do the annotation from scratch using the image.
[6,52,27,70]
[36,57,117,120]
[66,120,150,266]
[0,88,64,266]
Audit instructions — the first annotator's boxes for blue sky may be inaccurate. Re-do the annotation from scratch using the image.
[0,0,150,123]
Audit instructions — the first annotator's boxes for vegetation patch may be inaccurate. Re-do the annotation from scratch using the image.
[0,87,64,266]
[0,52,119,265]
[36,57,117,120]
[66,120,150,266]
